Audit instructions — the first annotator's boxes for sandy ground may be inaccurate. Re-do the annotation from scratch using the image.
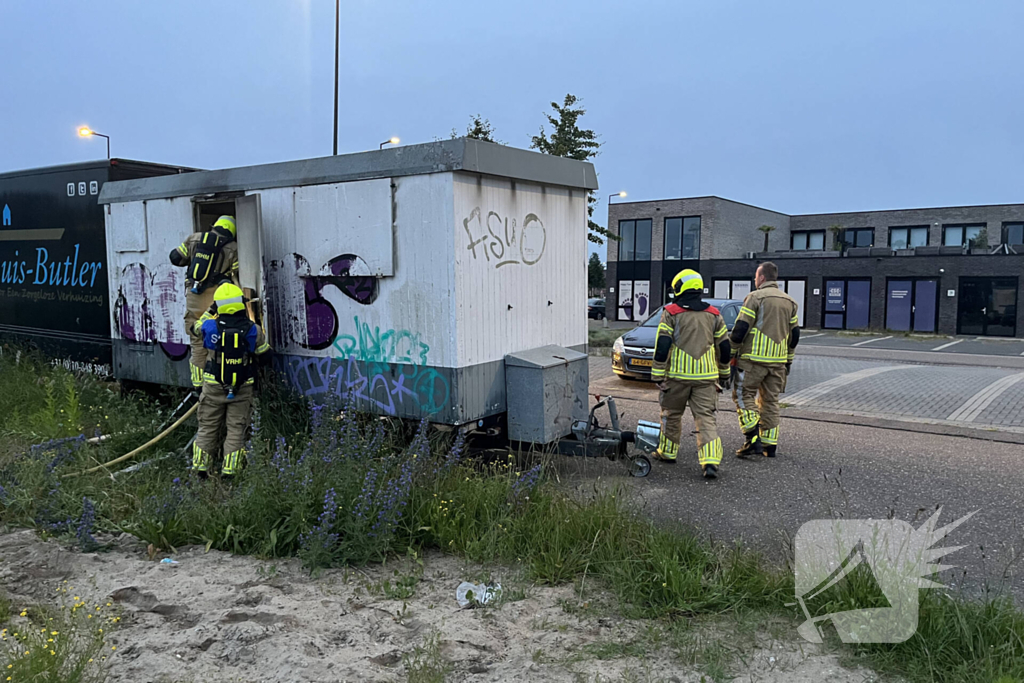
[0,529,879,683]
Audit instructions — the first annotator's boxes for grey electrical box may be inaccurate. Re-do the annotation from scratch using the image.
[505,345,589,444]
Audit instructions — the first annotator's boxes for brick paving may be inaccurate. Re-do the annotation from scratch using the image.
[588,353,1024,433]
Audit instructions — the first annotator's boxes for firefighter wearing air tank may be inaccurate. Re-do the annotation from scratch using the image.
[729,262,800,458]
[168,216,240,388]
[191,283,270,478]
[651,269,732,479]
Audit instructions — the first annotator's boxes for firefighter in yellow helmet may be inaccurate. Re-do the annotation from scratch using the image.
[169,216,240,388]
[651,269,732,478]
[729,261,800,458]
[190,283,270,478]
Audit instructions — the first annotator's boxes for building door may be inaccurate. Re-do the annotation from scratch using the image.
[779,279,806,327]
[886,279,938,332]
[824,279,871,330]
[958,277,1018,337]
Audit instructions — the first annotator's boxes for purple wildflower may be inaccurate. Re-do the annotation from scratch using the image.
[300,488,340,556]
[76,497,98,550]
[511,464,542,502]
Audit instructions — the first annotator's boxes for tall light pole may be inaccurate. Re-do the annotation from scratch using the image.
[608,191,627,205]
[333,0,340,155]
[78,127,110,159]
[379,137,400,150]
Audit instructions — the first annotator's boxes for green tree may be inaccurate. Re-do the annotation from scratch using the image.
[530,94,614,245]
[757,224,776,253]
[452,115,500,143]
[828,224,845,251]
[588,252,606,292]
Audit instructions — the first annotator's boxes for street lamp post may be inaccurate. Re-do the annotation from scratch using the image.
[333,0,340,155]
[608,191,627,205]
[78,127,110,159]
[379,137,400,150]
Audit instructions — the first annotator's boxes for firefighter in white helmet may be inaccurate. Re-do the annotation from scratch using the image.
[651,269,732,478]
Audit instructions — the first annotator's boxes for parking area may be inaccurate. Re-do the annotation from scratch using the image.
[798,331,1024,356]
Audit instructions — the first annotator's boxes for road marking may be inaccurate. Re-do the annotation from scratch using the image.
[802,333,826,339]
[932,339,964,351]
[785,366,909,407]
[946,373,1024,422]
[851,336,893,347]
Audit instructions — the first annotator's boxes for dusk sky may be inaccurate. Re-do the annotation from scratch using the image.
[1,0,1021,262]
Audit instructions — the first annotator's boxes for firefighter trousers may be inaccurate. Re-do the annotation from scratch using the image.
[192,383,253,475]
[185,289,216,388]
[731,359,786,446]
[657,380,723,467]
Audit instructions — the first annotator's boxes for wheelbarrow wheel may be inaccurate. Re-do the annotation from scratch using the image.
[629,454,652,478]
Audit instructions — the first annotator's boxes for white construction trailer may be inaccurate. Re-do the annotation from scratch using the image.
[98,139,601,442]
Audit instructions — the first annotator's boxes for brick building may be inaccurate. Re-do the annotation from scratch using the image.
[606,196,1023,336]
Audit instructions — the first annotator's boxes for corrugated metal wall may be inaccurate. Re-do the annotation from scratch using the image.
[452,173,587,368]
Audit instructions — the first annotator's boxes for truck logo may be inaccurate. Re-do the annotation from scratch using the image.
[2,205,10,226]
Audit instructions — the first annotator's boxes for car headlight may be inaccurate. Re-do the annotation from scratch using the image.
[612,336,625,354]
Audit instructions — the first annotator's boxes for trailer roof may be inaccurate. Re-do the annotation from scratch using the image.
[98,138,599,205]
[0,158,196,181]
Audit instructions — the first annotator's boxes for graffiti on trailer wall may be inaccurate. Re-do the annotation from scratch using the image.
[277,316,450,416]
[113,263,189,360]
[462,207,546,269]
[288,253,381,350]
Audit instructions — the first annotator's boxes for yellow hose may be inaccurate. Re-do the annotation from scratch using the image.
[63,403,198,479]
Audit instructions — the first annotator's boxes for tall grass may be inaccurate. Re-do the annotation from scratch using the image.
[1,347,1023,682]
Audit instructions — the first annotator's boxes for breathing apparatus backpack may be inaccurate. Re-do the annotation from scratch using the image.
[189,231,228,294]
[206,315,255,400]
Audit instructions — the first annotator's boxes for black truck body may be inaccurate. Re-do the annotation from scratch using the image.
[0,159,193,373]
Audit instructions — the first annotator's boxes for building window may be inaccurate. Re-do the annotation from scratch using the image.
[618,219,652,261]
[889,226,929,249]
[664,216,701,260]
[791,231,825,251]
[1003,222,1024,246]
[943,223,986,248]
[840,227,875,248]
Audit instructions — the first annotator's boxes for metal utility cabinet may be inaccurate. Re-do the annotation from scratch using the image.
[98,139,598,438]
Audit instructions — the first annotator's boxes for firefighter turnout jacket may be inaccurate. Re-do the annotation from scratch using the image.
[731,281,800,365]
[169,232,240,293]
[652,301,731,383]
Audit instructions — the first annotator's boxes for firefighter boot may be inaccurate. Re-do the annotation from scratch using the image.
[703,464,718,479]
[735,428,763,458]
[763,444,777,458]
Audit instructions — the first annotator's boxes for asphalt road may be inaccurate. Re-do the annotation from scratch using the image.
[563,355,1024,601]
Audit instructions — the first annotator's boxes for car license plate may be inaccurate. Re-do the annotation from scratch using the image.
[630,358,653,367]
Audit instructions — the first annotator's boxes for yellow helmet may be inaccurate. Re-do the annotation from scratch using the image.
[214,283,246,315]
[671,268,704,297]
[213,215,236,238]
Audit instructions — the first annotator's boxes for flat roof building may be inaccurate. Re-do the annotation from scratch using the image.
[607,196,1023,337]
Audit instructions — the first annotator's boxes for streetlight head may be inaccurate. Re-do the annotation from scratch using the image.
[618,191,627,198]
[78,127,93,138]
[389,137,400,145]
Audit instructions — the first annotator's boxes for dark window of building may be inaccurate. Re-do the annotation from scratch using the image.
[791,231,825,250]
[619,220,635,261]
[634,218,652,261]
[840,227,875,248]
[943,223,986,247]
[1003,222,1024,246]
[664,216,701,260]
[889,226,929,249]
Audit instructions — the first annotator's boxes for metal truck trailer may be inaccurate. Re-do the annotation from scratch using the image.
[0,160,192,373]
[98,139,599,439]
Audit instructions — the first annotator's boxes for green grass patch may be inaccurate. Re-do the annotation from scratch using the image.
[588,327,623,349]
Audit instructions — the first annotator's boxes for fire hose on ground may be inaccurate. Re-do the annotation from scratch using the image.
[62,402,198,479]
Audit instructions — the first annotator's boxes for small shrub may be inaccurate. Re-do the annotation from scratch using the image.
[0,588,116,683]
